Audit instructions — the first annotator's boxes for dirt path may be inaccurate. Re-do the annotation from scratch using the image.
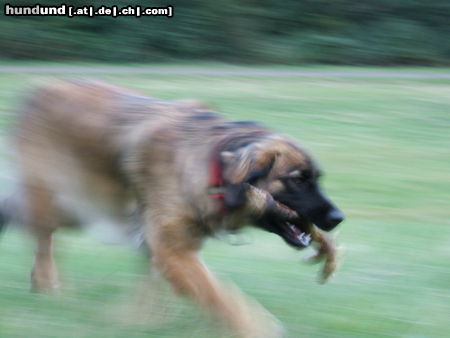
[0,65,449,78]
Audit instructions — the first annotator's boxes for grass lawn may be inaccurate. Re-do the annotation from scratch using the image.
[0,64,449,337]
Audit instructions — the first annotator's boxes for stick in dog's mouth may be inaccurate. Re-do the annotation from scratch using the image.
[306,227,338,283]
[245,185,338,282]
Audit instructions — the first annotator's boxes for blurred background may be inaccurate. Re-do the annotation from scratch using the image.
[1,0,450,64]
[0,1,449,337]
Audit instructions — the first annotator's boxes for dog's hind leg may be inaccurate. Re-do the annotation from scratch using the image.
[31,226,59,292]
[22,179,61,292]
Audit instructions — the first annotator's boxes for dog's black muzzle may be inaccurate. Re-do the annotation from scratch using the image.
[314,207,344,231]
[276,182,344,232]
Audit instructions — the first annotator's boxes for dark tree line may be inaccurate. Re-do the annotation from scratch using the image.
[1,0,449,65]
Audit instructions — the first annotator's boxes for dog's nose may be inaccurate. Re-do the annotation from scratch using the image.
[326,209,344,227]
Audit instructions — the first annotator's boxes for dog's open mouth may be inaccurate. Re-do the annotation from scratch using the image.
[255,199,313,249]
[282,221,312,247]
[267,198,313,248]
[272,215,313,248]
[245,185,314,249]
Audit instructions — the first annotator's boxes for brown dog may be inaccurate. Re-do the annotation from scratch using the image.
[2,80,343,337]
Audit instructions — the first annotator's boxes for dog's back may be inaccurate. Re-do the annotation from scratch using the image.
[9,80,209,244]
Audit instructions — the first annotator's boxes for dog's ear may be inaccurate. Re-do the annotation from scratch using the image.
[221,143,277,209]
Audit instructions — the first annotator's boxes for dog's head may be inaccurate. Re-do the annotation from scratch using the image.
[220,134,344,249]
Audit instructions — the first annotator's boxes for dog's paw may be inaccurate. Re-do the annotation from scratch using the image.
[251,303,286,338]
[238,314,286,338]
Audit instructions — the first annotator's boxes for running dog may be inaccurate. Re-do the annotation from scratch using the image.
[1,80,344,337]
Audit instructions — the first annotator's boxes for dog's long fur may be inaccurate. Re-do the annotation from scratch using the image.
[2,80,343,337]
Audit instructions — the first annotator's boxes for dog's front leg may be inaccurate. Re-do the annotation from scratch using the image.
[149,226,284,338]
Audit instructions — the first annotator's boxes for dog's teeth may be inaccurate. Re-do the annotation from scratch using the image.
[297,232,311,246]
[305,234,311,243]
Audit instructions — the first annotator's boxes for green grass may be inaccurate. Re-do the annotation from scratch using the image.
[0,65,449,337]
